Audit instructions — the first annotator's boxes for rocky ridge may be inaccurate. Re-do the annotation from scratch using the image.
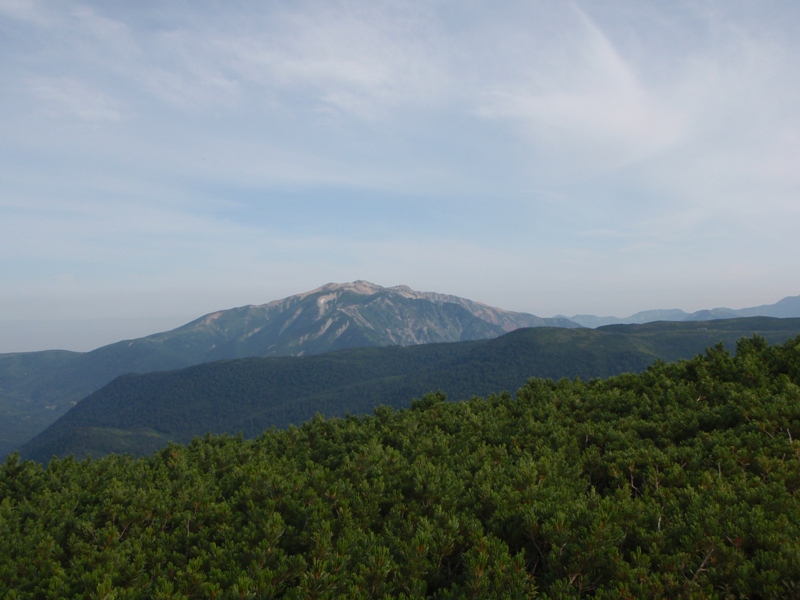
[160,280,580,358]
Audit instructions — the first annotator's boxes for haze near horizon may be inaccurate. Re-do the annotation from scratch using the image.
[2,1,799,352]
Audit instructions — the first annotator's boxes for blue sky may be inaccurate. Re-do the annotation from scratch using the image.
[2,0,799,352]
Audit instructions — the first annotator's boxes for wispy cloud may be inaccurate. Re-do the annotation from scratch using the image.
[475,4,684,172]
[27,76,123,121]
[1,0,800,349]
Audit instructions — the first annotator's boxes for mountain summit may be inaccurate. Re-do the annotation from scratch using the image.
[145,280,579,360]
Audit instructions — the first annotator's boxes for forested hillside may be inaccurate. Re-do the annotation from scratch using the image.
[3,335,800,597]
[22,317,800,462]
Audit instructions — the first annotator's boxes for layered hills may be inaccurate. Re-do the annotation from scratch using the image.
[566,293,800,327]
[21,316,800,462]
[0,281,577,456]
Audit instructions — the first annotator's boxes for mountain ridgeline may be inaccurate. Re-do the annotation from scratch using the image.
[20,317,800,462]
[0,282,578,457]
[138,280,580,360]
[567,293,800,327]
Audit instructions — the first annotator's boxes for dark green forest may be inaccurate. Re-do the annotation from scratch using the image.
[3,335,800,598]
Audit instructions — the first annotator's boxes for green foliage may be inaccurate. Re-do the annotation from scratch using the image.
[3,335,800,597]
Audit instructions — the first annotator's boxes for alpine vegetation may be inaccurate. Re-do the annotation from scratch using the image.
[2,335,800,597]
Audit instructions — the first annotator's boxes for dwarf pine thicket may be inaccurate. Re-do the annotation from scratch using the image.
[2,335,800,598]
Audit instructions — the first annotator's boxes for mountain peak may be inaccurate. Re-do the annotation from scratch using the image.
[163,281,581,360]
[305,280,386,297]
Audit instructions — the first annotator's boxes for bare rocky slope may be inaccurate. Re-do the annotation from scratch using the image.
[149,280,579,359]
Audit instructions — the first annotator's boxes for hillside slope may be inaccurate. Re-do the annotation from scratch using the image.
[21,316,800,462]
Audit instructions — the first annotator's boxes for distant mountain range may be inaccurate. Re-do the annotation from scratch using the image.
[0,281,577,457]
[20,317,800,462]
[561,294,800,327]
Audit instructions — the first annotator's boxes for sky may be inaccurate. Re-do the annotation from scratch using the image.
[1,0,799,352]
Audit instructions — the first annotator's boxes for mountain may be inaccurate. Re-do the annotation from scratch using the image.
[20,316,800,462]
[565,293,800,327]
[720,294,800,318]
[118,280,579,361]
[683,308,742,321]
[0,281,578,457]
[568,309,690,328]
